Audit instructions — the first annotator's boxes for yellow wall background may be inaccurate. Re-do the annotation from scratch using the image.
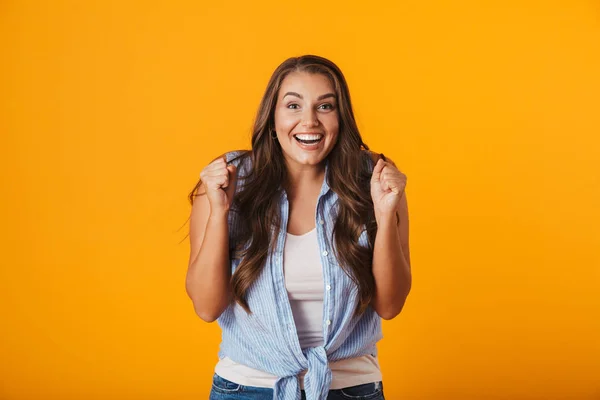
[1,1,599,399]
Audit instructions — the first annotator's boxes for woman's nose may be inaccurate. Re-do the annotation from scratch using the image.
[301,110,319,127]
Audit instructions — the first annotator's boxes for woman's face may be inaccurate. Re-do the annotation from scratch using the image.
[273,72,339,168]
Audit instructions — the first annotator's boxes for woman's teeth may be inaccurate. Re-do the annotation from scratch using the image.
[294,134,323,144]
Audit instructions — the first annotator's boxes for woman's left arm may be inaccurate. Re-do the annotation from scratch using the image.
[370,156,412,320]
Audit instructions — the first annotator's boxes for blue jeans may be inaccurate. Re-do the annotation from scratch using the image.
[209,373,385,400]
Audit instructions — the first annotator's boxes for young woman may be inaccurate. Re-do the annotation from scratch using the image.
[186,55,411,400]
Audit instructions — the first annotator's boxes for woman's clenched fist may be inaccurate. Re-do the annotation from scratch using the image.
[199,157,238,214]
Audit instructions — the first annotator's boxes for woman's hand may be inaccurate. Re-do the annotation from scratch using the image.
[199,156,238,215]
[370,157,407,222]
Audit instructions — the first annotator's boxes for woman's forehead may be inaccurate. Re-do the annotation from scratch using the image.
[279,72,335,95]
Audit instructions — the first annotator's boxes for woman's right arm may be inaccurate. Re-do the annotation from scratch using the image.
[185,156,238,322]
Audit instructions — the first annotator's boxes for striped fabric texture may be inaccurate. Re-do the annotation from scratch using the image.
[216,150,382,400]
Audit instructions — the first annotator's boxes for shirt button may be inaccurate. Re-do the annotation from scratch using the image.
[326,320,331,326]
[326,285,331,291]
[319,219,324,225]
[322,251,328,256]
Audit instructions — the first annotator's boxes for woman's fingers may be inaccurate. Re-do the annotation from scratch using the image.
[371,158,386,184]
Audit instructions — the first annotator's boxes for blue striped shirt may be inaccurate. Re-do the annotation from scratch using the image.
[217,150,382,400]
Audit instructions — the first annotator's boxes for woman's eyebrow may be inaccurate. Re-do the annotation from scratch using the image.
[317,93,336,100]
[283,92,337,101]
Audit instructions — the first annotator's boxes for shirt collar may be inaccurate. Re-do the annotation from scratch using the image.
[318,157,332,197]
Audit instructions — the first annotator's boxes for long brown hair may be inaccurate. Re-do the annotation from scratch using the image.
[189,55,377,317]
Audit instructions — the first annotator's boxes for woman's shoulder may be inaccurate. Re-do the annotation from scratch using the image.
[223,150,253,179]
[223,149,251,164]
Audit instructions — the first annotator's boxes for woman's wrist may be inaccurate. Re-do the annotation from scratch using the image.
[208,210,229,224]
[375,211,398,228]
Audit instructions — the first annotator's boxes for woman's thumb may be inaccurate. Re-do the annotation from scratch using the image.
[225,164,238,202]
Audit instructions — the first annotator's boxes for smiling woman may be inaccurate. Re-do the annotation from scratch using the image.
[275,80,338,157]
[185,55,411,400]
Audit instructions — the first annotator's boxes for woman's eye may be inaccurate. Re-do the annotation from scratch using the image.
[319,103,334,110]
[287,104,300,109]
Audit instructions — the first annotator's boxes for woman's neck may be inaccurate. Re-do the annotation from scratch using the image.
[283,162,325,199]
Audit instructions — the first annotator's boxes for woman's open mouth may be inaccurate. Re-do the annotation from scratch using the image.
[293,134,324,145]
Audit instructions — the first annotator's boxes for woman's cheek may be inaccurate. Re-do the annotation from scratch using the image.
[275,113,299,133]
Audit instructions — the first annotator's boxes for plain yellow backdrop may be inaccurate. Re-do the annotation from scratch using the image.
[1,1,599,399]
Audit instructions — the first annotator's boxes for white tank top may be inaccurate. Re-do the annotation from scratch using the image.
[215,228,382,389]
